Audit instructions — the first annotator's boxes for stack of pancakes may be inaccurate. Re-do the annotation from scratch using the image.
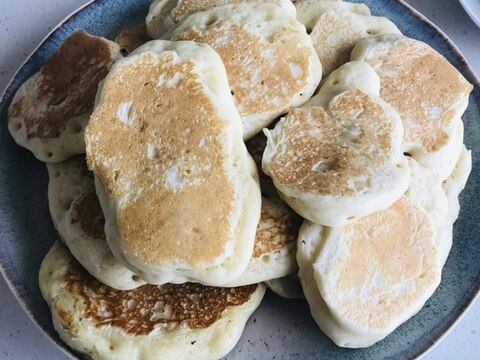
[8,0,473,358]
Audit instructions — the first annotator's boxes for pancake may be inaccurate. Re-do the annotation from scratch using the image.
[263,61,410,226]
[39,241,265,360]
[227,196,302,286]
[264,274,304,299]
[443,145,472,225]
[295,0,400,77]
[85,40,261,286]
[245,132,277,199]
[47,157,146,290]
[115,24,152,55]
[167,3,322,139]
[50,155,300,288]
[146,0,297,38]
[351,34,473,180]
[8,31,122,163]
[297,196,442,348]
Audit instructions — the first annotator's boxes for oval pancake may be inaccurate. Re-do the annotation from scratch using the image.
[295,0,400,77]
[39,242,265,360]
[85,40,261,286]
[167,3,322,139]
[146,0,297,38]
[47,157,146,290]
[351,34,473,180]
[263,61,410,226]
[49,156,301,289]
[297,196,442,348]
[8,31,122,163]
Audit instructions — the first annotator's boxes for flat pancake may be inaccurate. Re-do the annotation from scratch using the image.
[227,196,302,286]
[298,196,442,348]
[146,0,297,38]
[167,3,322,139]
[263,61,410,226]
[47,157,146,290]
[8,31,122,162]
[351,34,472,180]
[39,242,265,360]
[85,40,261,286]
[295,0,400,77]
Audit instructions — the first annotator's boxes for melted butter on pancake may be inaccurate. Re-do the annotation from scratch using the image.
[87,52,236,266]
[269,89,393,196]
[357,37,472,153]
[320,197,438,329]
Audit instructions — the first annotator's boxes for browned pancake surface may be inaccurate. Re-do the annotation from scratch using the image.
[9,31,120,140]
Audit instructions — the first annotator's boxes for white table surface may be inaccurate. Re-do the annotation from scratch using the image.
[0,0,479,359]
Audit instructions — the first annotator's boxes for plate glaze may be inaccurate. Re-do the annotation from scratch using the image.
[459,0,480,28]
[0,1,479,359]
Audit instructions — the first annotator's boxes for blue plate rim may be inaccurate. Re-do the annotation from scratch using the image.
[0,0,479,359]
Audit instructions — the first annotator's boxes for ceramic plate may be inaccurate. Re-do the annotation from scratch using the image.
[459,0,480,28]
[0,1,479,359]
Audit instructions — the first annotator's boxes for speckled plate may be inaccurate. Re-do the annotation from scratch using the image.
[0,1,479,359]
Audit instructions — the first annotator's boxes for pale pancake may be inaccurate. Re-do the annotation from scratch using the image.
[295,0,400,77]
[167,3,322,139]
[85,40,261,286]
[351,34,473,180]
[115,24,152,55]
[8,31,122,162]
[227,196,302,286]
[436,146,472,265]
[263,61,410,226]
[146,0,297,38]
[39,242,265,360]
[47,157,146,290]
[443,145,472,225]
[297,196,442,348]
[264,274,304,299]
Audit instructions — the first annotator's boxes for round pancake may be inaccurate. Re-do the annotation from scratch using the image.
[39,242,265,360]
[351,34,473,180]
[47,157,146,290]
[8,31,122,163]
[85,40,261,286]
[146,0,297,38]
[295,0,400,77]
[297,196,442,348]
[167,3,322,139]
[226,196,302,286]
[263,61,410,226]
[115,24,152,55]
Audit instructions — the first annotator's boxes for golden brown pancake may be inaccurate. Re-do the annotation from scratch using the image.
[39,242,266,360]
[351,34,472,180]
[85,40,261,286]
[8,31,122,162]
[167,3,322,139]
